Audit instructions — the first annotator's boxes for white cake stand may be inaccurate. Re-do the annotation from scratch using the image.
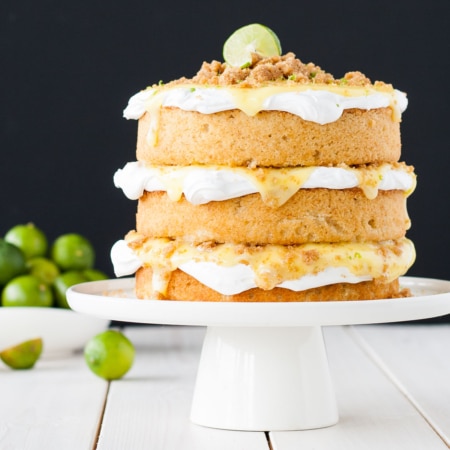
[67,276,450,431]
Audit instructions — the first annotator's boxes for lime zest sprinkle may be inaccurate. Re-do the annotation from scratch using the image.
[348,252,362,260]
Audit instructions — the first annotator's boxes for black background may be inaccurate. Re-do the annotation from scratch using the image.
[1,0,449,284]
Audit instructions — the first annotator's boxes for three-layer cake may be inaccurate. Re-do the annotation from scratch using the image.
[111,48,416,301]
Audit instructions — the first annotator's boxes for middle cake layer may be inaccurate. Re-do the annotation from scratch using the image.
[137,189,410,245]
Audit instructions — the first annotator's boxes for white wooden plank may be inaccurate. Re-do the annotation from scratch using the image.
[270,326,447,450]
[353,324,450,446]
[97,325,269,450]
[0,351,107,450]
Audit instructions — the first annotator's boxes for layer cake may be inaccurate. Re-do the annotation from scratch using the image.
[111,38,416,302]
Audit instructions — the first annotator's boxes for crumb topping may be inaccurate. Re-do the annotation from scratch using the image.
[163,53,392,89]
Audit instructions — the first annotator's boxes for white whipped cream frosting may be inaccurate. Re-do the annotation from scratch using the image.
[123,86,408,125]
[110,239,143,278]
[110,240,372,295]
[178,262,371,295]
[114,161,416,205]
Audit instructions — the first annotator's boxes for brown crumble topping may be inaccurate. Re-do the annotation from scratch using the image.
[163,53,392,89]
[197,241,217,251]
[301,249,320,264]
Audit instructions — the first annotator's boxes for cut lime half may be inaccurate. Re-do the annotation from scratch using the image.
[223,23,282,68]
[0,338,43,370]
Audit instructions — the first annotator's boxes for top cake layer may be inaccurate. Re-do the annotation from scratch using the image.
[124,53,407,167]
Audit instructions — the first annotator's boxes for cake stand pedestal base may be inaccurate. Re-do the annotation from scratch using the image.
[190,326,338,431]
[67,277,450,432]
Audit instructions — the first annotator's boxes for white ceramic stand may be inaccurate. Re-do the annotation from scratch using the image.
[191,326,338,430]
[67,276,450,431]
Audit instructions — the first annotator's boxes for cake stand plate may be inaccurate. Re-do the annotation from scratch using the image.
[68,276,450,431]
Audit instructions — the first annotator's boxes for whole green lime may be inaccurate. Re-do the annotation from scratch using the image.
[53,270,89,308]
[4,223,48,260]
[0,239,27,285]
[84,330,135,380]
[51,233,95,271]
[27,257,60,285]
[0,338,43,370]
[2,275,53,307]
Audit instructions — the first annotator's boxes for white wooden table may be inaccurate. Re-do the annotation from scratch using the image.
[1,323,449,449]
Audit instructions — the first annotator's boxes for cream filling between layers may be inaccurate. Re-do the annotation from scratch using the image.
[124,85,408,125]
[111,236,416,297]
[114,162,416,206]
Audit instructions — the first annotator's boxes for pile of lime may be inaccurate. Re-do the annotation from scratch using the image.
[0,223,107,309]
[0,224,132,375]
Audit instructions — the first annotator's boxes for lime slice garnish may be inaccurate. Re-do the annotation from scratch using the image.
[0,338,43,370]
[223,23,282,68]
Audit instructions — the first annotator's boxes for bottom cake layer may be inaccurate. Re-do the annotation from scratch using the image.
[135,267,410,302]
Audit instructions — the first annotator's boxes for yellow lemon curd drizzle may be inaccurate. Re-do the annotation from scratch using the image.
[224,84,395,116]
[141,163,416,207]
[126,232,416,295]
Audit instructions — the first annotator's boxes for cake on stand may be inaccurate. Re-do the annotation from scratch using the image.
[68,276,450,431]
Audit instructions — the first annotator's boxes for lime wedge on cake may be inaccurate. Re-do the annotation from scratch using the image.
[223,23,282,68]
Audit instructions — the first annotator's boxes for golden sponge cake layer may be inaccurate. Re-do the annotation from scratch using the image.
[135,268,409,301]
[137,189,410,245]
[137,107,400,167]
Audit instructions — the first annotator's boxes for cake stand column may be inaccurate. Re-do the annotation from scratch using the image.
[190,325,338,431]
